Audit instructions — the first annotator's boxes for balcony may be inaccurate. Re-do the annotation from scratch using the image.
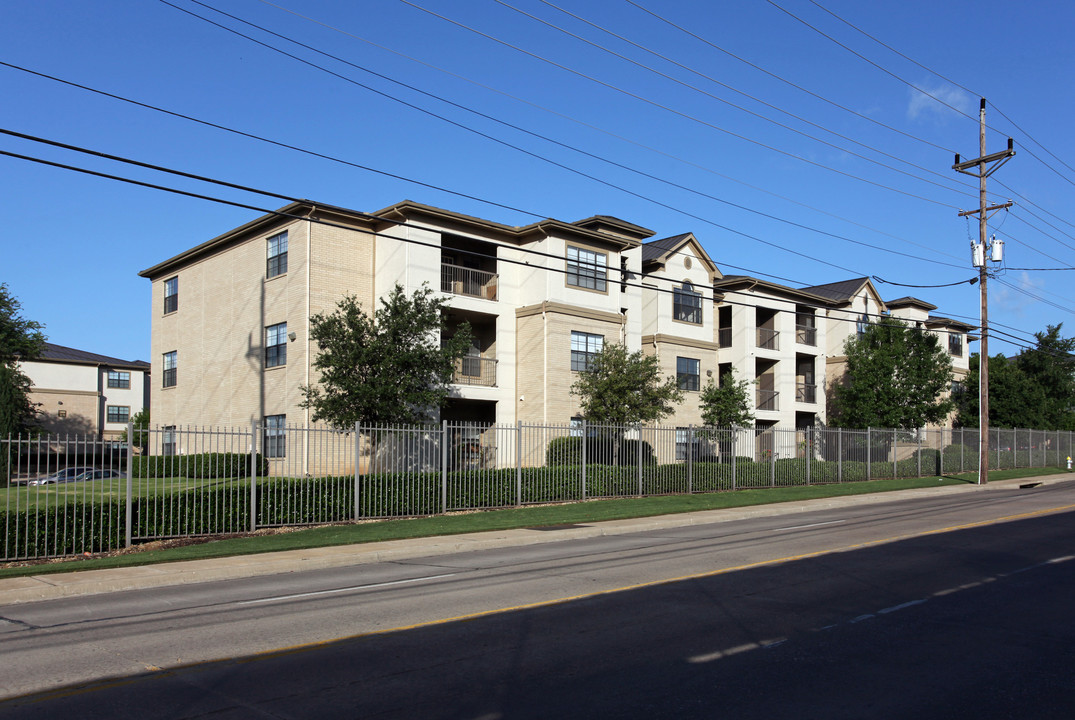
[756,389,779,411]
[452,356,497,387]
[795,324,817,346]
[756,327,779,351]
[717,327,732,348]
[441,263,498,301]
[796,382,817,404]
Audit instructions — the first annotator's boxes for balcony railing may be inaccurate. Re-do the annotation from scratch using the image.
[441,263,498,301]
[756,327,779,351]
[796,382,817,404]
[795,324,817,346]
[756,388,779,411]
[717,327,732,348]
[452,356,497,387]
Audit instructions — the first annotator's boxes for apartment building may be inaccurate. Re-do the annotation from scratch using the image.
[21,343,151,440]
[140,200,971,452]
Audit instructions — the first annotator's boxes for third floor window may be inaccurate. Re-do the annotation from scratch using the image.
[267,231,288,278]
[566,246,607,292]
[163,277,178,314]
[673,282,702,324]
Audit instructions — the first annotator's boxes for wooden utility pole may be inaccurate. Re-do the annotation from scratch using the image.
[953,98,1014,485]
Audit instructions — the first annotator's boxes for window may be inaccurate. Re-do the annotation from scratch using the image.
[566,246,607,292]
[718,306,732,347]
[675,428,698,462]
[264,415,286,458]
[163,277,178,314]
[570,331,604,372]
[265,322,287,368]
[949,333,963,357]
[162,426,176,456]
[106,406,130,424]
[107,370,131,389]
[267,231,288,278]
[673,282,702,324]
[163,351,177,388]
[677,357,700,391]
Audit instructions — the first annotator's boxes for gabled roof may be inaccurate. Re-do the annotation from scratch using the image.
[713,275,833,305]
[35,343,149,370]
[886,296,938,311]
[640,233,719,276]
[799,277,873,303]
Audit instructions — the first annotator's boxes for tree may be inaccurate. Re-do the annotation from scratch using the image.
[831,317,953,429]
[957,324,1075,430]
[0,284,45,437]
[120,408,151,453]
[699,368,754,428]
[570,343,682,425]
[300,284,472,427]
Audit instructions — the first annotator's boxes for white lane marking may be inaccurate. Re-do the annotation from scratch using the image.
[878,599,927,615]
[770,520,846,532]
[850,614,875,623]
[238,574,458,605]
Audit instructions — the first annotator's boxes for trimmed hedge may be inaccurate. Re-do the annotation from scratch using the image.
[133,453,269,479]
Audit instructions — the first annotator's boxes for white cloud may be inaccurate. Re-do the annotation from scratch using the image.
[907,83,976,123]
[993,271,1046,316]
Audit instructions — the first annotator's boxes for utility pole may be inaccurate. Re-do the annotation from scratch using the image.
[953,98,1014,485]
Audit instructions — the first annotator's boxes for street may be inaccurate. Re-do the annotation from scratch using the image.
[2,482,1075,718]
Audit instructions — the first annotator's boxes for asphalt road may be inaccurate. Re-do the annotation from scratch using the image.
[2,481,1074,718]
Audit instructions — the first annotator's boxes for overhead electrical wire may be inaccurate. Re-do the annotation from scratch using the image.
[790,0,1075,193]
[0,137,944,331]
[493,0,975,199]
[392,0,961,210]
[252,0,969,266]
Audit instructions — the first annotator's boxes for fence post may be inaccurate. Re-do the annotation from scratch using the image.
[770,443,776,487]
[637,425,643,497]
[892,428,897,480]
[250,421,258,533]
[359,421,367,522]
[805,426,811,485]
[917,428,922,477]
[731,427,737,491]
[516,421,522,507]
[867,427,871,481]
[838,427,843,483]
[687,425,694,494]
[441,420,448,515]
[581,419,587,501]
[125,421,133,548]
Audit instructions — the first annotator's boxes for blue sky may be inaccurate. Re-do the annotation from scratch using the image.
[3,0,1074,362]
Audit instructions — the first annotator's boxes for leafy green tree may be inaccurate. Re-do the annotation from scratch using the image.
[300,284,472,427]
[570,343,683,425]
[831,317,953,429]
[699,368,754,428]
[0,284,45,437]
[120,407,151,453]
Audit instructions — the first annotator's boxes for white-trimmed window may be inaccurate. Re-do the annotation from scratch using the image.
[677,357,700,391]
[570,331,604,372]
[265,322,287,368]
[163,277,178,314]
[948,333,963,357]
[107,370,131,389]
[162,426,177,456]
[162,351,177,388]
[566,246,607,292]
[674,282,702,324]
[267,231,288,278]
[106,406,130,424]
[264,415,286,458]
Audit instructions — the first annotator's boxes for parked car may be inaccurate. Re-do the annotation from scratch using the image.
[27,467,97,486]
[71,469,122,482]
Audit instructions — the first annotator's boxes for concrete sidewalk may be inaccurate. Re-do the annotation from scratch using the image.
[0,475,1064,606]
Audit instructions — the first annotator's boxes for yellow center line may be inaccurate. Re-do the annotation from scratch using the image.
[12,501,1075,705]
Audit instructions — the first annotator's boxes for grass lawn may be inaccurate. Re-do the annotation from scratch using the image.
[0,466,1067,580]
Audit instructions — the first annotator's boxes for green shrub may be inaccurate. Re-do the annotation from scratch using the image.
[133,453,268,479]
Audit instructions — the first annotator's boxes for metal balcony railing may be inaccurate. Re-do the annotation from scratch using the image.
[441,263,498,301]
[796,382,817,404]
[756,388,779,411]
[717,327,732,348]
[452,356,497,387]
[795,324,817,346]
[756,327,779,350]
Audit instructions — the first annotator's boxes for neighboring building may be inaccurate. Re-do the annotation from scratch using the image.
[21,343,151,440]
[139,200,971,467]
